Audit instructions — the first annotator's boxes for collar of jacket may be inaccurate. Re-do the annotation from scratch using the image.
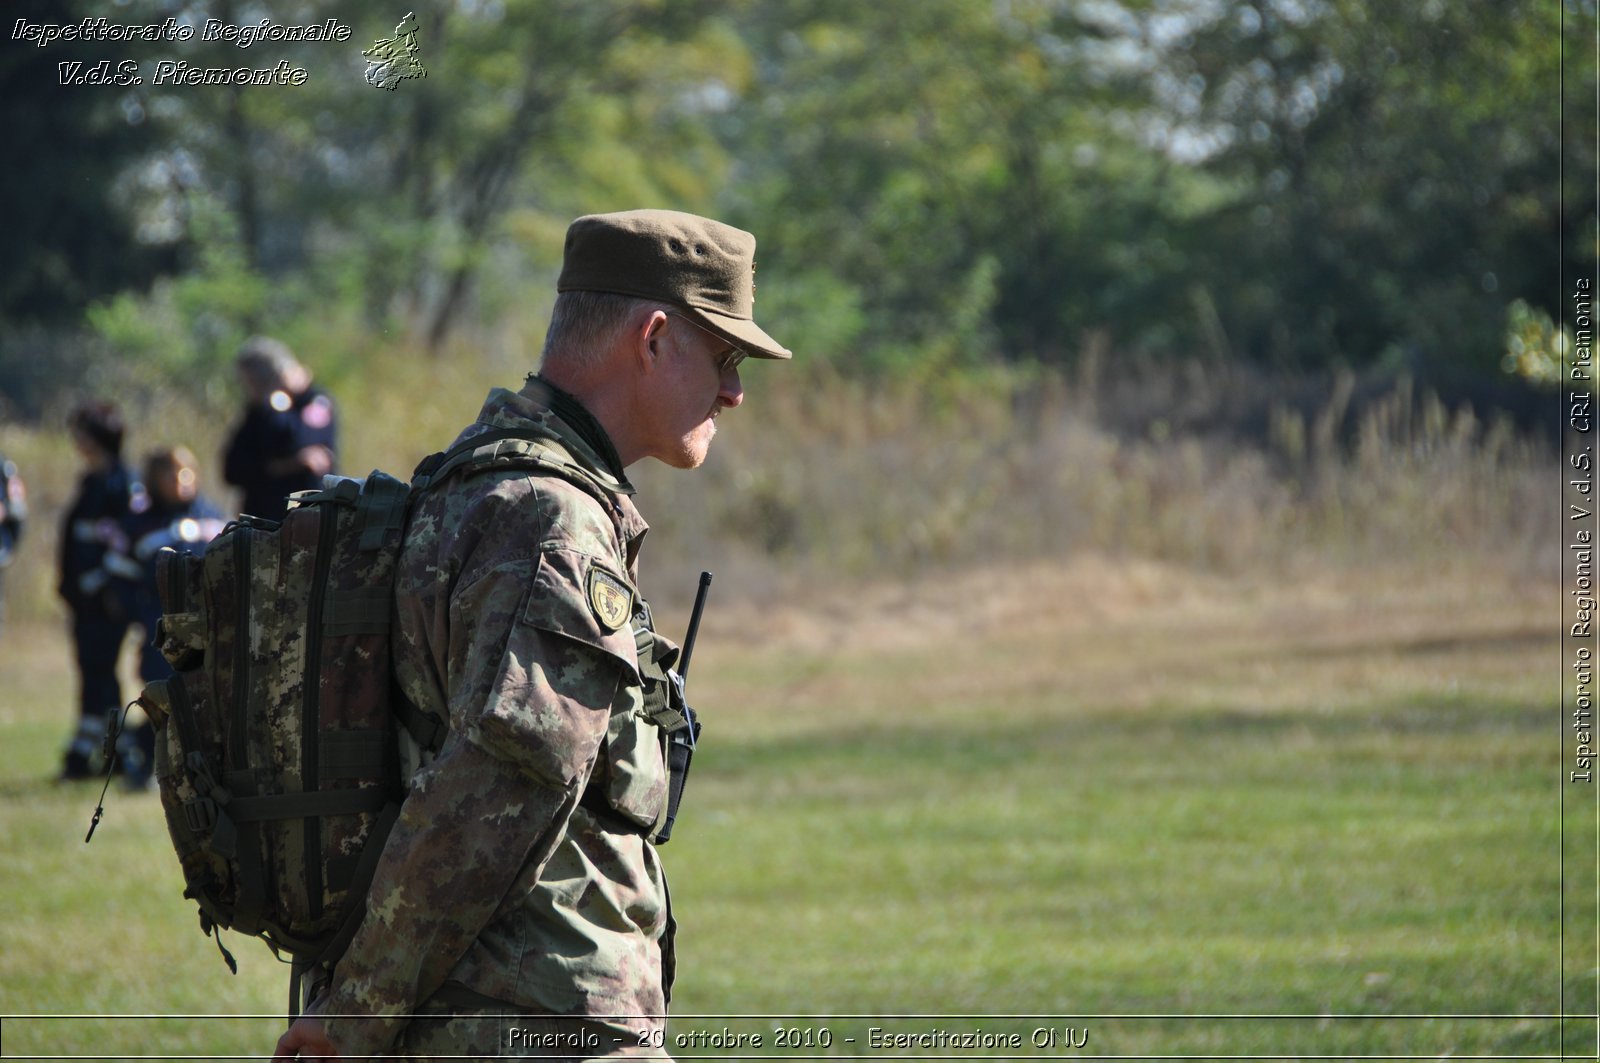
[465,381,636,498]
[462,383,651,561]
[525,374,630,486]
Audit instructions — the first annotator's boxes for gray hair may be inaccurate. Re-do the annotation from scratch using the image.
[235,335,302,388]
[539,291,671,372]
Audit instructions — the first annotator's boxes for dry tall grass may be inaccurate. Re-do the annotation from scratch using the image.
[638,357,1555,604]
[0,344,1557,628]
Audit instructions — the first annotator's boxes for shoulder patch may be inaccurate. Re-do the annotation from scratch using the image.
[586,566,633,632]
[302,395,333,429]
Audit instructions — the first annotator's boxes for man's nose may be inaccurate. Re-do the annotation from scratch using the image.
[718,368,744,409]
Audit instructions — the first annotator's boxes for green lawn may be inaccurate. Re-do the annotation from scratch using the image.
[1,560,1593,1059]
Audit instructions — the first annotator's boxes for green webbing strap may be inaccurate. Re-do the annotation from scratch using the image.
[322,586,391,636]
[642,702,689,733]
[355,472,410,553]
[225,769,268,937]
[165,679,207,786]
[633,623,658,671]
[292,477,361,508]
[411,427,560,492]
[412,427,622,510]
[634,623,689,733]
[165,677,248,928]
[288,964,306,1023]
[394,696,447,752]
[318,730,388,779]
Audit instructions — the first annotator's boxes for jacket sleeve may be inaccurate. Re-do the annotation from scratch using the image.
[221,418,251,489]
[222,409,272,488]
[318,556,631,1056]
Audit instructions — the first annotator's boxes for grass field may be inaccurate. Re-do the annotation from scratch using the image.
[0,354,1586,1058]
[0,552,1592,1060]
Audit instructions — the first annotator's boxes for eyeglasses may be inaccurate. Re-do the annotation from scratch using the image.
[667,312,747,375]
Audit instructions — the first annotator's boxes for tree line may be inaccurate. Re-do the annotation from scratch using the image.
[1,0,1593,415]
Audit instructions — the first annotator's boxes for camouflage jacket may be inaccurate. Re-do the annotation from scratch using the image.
[321,380,673,1055]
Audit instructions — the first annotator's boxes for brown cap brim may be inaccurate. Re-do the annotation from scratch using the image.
[691,305,792,360]
[557,210,792,360]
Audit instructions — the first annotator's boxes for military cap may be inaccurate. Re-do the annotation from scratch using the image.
[557,209,792,360]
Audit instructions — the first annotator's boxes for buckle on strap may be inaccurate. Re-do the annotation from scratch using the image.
[641,705,690,733]
[183,796,218,833]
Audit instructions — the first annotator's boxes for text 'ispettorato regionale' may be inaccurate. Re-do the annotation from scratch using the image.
[11,17,352,48]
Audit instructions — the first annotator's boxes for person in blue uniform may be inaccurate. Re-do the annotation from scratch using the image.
[102,445,226,789]
[221,336,338,521]
[58,402,143,781]
[0,451,26,637]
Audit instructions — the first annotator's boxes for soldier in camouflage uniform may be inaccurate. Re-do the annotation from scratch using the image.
[274,210,791,1062]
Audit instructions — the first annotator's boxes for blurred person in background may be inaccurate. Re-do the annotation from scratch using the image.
[0,451,27,636]
[57,402,143,782]
[222,336,339,521]
[101,445,226,790]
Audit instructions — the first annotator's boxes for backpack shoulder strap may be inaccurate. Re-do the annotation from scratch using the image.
[410,427,618,506]
[410,427,557,491]
[395,426,611,756]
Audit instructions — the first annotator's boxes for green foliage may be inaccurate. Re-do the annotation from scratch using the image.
[0,0,177,328]
[0,558,1575,1056]
[747,269,868,368]
[724,0,1184,370]
[1164,0,1588,370]
[88,198,264,385]
[1503,298,1579,390]
[1,0,1583,407]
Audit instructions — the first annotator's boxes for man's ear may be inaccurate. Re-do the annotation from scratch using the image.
[635,308,671,374]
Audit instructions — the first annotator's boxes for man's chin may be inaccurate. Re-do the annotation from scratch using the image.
[656,444,708,470]
[652,421,717,470]
[678,446,712,470]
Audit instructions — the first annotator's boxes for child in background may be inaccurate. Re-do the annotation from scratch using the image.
[102,445,226,789]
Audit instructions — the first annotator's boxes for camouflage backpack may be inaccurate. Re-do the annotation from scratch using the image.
[131,429,579,1011]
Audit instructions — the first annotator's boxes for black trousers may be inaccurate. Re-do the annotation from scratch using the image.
[73,611,128,722]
